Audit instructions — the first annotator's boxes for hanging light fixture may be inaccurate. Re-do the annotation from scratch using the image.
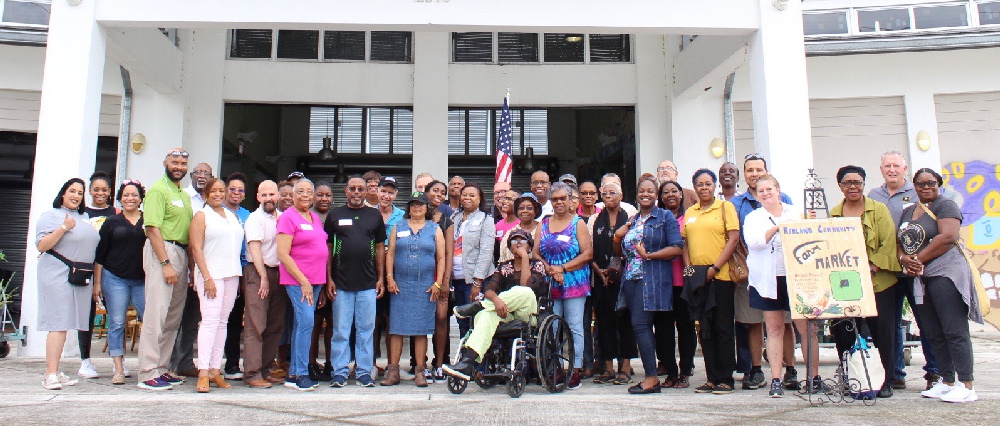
[335,163,348,183]
[522,147,536,172]
[319,114,335,161]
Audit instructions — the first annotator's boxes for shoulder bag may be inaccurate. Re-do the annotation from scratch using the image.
[46,250,94,286]
[720,202,749,283]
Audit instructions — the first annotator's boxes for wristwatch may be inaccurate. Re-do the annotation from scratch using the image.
[160,259,171,267]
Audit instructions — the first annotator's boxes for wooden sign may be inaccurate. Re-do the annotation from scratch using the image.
[779,217,877,320]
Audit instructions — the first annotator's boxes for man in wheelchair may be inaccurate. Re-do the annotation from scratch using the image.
[443,229,546,381]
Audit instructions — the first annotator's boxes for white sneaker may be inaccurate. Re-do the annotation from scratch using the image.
[42,374,63,390]
[399,368,415,381]
[940,382,978,403]
[921,380,953,398]
[123,366,131,378]
[78,359,99,379]
[57,372,79,386]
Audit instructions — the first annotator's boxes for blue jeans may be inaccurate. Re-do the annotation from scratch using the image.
[452,280,473,338]
[894,278,938,379]
[553,296,586,369]
[332,289,376,378]
[622,279,657,378]
[285,285,320,377]
[101,269,145,358]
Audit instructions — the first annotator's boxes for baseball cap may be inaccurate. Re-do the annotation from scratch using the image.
[379,177,398,189]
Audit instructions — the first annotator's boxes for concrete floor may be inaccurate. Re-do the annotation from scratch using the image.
[2,332,999,425]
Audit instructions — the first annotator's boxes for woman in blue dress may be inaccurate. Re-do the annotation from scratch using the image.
[382,193,446,387]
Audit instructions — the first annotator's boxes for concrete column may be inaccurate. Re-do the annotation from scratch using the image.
[182,29,227,173]
[411,31,449,188]
[21,0,107,356]
[634,34,674,176]
[902,92,943,172]
[747,0,813,188]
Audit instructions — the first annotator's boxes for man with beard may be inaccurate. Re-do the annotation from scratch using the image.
[656,159,696,209]
[241,180,288,388]
[325,176,387,387]
[222,173,253,380]
[137,148,193,390]
[729,154,797,391]
[278,180,295,212]
[168,161,212,379]
[184,163,212,210]
[717,162,741,201]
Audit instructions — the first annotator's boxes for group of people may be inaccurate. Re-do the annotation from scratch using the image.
[35,147,982,403]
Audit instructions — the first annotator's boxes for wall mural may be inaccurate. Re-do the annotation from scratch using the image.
[941,160,1000,327]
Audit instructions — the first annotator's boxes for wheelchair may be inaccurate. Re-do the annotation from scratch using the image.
[446,290,574,398]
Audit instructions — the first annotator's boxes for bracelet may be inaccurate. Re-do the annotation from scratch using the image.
[387,273,393,276]
[434,282,441,289]
[60,224,69,231]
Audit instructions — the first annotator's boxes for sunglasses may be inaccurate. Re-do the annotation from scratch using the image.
[914,181,939,189]
[510,239,529,245]
[839,180,864,188]
[167,150,189,158]
[346,186,366,192]
[744,153,764,160]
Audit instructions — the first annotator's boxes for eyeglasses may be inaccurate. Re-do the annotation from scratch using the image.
[294,190,313,196]
[914,181,939,189]
[191,170,211,177]
[510,239,529,245]
[167,150,189,158]
[656,166,677,173]
[570,196,580,201]
[228,188,246,194]
[838,180,864,188]
[531,180,550,186]
[346,186,366,192]
[580,191,598,196]
[517,205,536,212]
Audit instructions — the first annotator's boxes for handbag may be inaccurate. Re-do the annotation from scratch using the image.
[46,250,94,286]
[720,203,749,283]
[844,336,884,400]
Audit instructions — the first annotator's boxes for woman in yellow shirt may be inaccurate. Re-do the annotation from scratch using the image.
[682,169,741,394]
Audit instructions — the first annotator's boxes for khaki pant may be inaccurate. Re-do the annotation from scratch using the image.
[465,286,537,360]
[241,263,287,382]
[137,241,189,382]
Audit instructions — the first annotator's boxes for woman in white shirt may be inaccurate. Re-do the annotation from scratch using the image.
[744,174,820,397]
[189,177,246,392]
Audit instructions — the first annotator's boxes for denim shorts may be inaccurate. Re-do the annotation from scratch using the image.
[749,276,790,312]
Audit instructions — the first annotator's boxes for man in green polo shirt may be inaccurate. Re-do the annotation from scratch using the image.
[136,147,194,390]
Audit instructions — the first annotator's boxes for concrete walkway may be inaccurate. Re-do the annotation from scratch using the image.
[2,332,999,425]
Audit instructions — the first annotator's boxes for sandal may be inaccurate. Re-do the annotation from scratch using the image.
[594,371,615,384]
[196,376,210,393]
[210,375,232,389]
[674,375,690,389]
[661,375,678,388]
[694,382,715,393]
[611,372,633,385]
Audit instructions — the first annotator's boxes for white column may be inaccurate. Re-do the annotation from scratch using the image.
[902,92,943,172]
[634,34,674,176]
[21,0,107,356]
[411,31,450,188]
[182,29,227,172]
[747,0,813,188]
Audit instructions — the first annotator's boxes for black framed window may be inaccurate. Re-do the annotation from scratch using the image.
[230,29,273,59]
[324,31,366,61]
[309,106,413,155]
[857,8,911,32]
[453,32,493,62]
[370,31,412,62]
[498,32,538,63]
[544,33,585,63]
[803,11,850,35]
[277,30,319,60]
[589,34,630,62]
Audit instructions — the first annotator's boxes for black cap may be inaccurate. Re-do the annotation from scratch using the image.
[287,171,305,180]
[407,193,430,205]
[379,177,398,189]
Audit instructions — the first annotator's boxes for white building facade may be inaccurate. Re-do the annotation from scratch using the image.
[1,0,998,355]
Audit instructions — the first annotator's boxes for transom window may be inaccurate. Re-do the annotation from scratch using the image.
[452,32,630,64]
[229,30,412,62]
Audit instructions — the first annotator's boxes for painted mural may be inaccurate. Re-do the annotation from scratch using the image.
[941,160,1000,327]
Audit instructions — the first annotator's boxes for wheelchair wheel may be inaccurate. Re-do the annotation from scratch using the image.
[506,373,526,398]
[536,314,574,393]
[447,376,468,394]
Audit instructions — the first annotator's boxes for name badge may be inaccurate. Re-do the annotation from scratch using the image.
[339,219,353,226]
[556,234,571,243]
[903,202,915,210]
[496,230,504,238]
[171,200,184,208]
[687,216,697,223]
[397,230,411,238]
[300,224,313,231]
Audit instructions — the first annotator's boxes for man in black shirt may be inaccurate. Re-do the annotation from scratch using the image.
[325,176,386,387]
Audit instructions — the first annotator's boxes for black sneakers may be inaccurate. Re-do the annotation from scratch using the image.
[742,367,766,390]
[442,348,477,381]
[453,302,485,320]
[783,367,800,390]
[769,379,784,398]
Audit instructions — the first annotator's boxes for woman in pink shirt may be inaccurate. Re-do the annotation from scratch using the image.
[276,179,329,391]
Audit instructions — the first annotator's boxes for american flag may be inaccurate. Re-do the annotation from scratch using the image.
[495,95,513,183]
